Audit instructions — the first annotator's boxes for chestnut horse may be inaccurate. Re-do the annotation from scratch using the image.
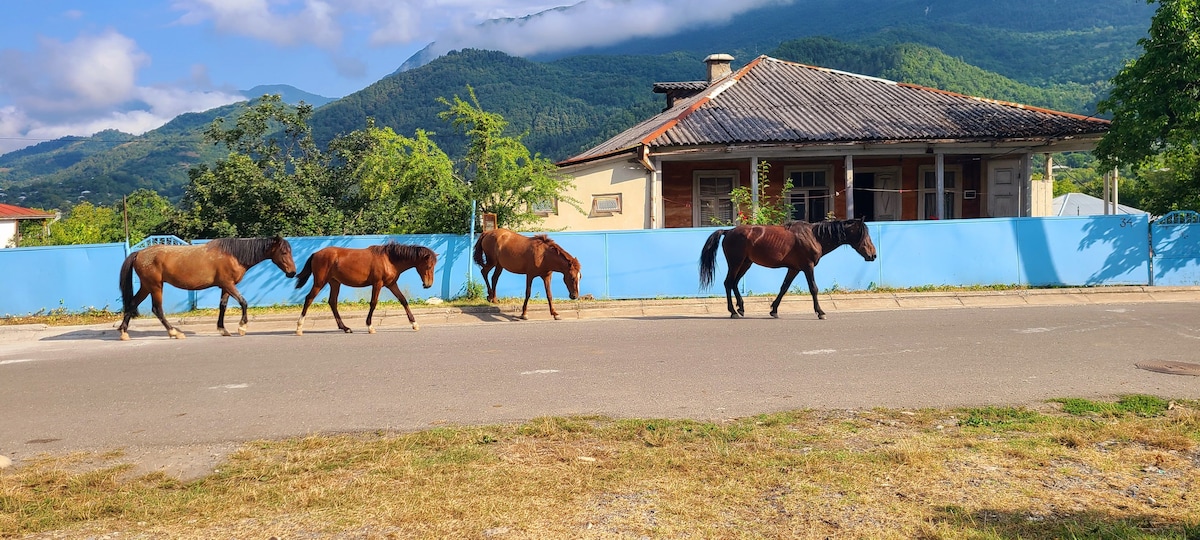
[699,219,877,319]
[473,228,581,320]
[294,242,437,335]
[118,236,297,340]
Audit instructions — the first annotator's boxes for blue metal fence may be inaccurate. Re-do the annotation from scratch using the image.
[0,215,1186,317]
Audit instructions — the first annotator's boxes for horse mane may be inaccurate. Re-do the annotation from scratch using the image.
[531,234,580,269]
[208,237,279,267]
[784,219,861,248]
[379,241,434,261]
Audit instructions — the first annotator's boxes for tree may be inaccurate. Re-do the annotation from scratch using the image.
[17,202,120,246]
[1095,0,1200,213]
[437,87,577,231]
[171,95,344,239]
[718,161,794,225]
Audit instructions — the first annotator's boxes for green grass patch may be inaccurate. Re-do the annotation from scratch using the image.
[1053,395,1171,418]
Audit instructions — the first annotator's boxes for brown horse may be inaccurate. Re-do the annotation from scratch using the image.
[699,219,877,320]
[293,242,437,335]
[118,236,297,340]
[473,228,582,320]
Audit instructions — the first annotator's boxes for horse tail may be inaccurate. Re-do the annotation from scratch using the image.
[698,229,727,291]
[294,254,314,289]
[472,233,487,267]
[119,252,139,317]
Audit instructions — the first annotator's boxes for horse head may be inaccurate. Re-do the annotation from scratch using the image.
[849,219,877,262]
[564,257,582,300]
[416,247,437,289]
[271,236,298,278]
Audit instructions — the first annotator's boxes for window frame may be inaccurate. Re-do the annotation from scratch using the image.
[693,170,739,227]
[591,193,622,214]
[784,166,834,222]
[917,165,964,220]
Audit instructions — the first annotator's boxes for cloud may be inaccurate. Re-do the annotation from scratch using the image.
[172,0,342,47]
[0,30,242,154]
[421,0,794,59]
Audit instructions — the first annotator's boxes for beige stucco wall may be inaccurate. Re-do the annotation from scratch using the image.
[0,220,17,248]
[538,159,650,231]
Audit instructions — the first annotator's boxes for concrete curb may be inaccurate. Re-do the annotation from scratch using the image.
[5,286,1200,342]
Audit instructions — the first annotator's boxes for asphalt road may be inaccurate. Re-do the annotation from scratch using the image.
[2,302,1198,476]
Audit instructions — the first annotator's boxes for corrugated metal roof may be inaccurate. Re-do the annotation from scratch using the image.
[564,56,1110,164]
[0,203,56,220]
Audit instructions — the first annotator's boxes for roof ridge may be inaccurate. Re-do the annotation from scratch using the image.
[637,55,766,146]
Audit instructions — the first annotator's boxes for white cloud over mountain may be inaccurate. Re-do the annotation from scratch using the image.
[0,0,789,155]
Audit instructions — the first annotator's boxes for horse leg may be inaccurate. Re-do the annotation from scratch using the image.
[724,259,752,318]
[296,275,328,336]
[328,283,351,333]
[519,275,535,320]
[542,274,560,320]
[803,267,826,320]
[770,268,802,319]
[365,284,382,334]
[230,288,250,335]
[149,287,184,339]
[481,264,497,303]
[217,291,232,336]
[489,267,504,304]
[387,283,420,331]
[118,286,150,341]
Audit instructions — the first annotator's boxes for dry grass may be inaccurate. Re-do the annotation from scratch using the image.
[3,399,1199,539]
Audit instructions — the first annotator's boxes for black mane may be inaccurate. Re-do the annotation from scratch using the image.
[208,237,282,267]
[380,241,434,262]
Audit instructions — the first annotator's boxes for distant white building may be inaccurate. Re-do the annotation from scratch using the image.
[1052,192,1147,217]
[0,203,58,248]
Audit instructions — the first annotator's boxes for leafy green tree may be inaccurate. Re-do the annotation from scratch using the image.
[17,202,120,246]
[118,189,174,245]
[437,87,577,231]
[1095,0,1200,213]
[171,95,343,239]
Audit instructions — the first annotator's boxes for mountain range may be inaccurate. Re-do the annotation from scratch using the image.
[0,0,1154,210]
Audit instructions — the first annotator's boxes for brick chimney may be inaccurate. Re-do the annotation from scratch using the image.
[705,54,734,83]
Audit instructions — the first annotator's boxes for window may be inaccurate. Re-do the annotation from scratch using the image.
[787,168,831,222]
[694,171,737,226]
[530,198,557,215]
[918,166,963,220]
[591,194,622,214]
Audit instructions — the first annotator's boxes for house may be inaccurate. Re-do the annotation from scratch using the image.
[544,54,1111,230]
[0,203,58,248]
[1052,192,1147,217]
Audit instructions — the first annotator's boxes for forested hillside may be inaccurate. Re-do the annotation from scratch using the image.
[0,0,1153,210]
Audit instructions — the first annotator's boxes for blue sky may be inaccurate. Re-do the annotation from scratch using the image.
[0,0,788,155]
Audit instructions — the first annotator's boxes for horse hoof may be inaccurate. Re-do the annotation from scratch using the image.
[368,327,376,334]
[729,313,741,319]
[770,312,779,319]
[818,314,827,320]
[220,330,232,337]
[295,330,304,336]
[553,315,561,321]
[238,326,247,336]
[170,331,186,340]
[119,332,130,341]
[411,323,420,331]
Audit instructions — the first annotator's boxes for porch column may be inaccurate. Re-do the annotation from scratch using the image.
[1021,154,1033,217]
[1103,170,1111,215]
[845,155,855,219]
[935,153,945,220]
[750,156,760,218]
[652,157,664,228]
[1112,167,1119,214]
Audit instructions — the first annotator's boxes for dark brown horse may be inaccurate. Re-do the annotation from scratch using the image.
[118,236,297,340]
[473,228,582,320]
[294,242,437,335]
[699,219,877,320]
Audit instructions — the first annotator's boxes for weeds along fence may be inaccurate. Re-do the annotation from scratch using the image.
[2,214,1198,317]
